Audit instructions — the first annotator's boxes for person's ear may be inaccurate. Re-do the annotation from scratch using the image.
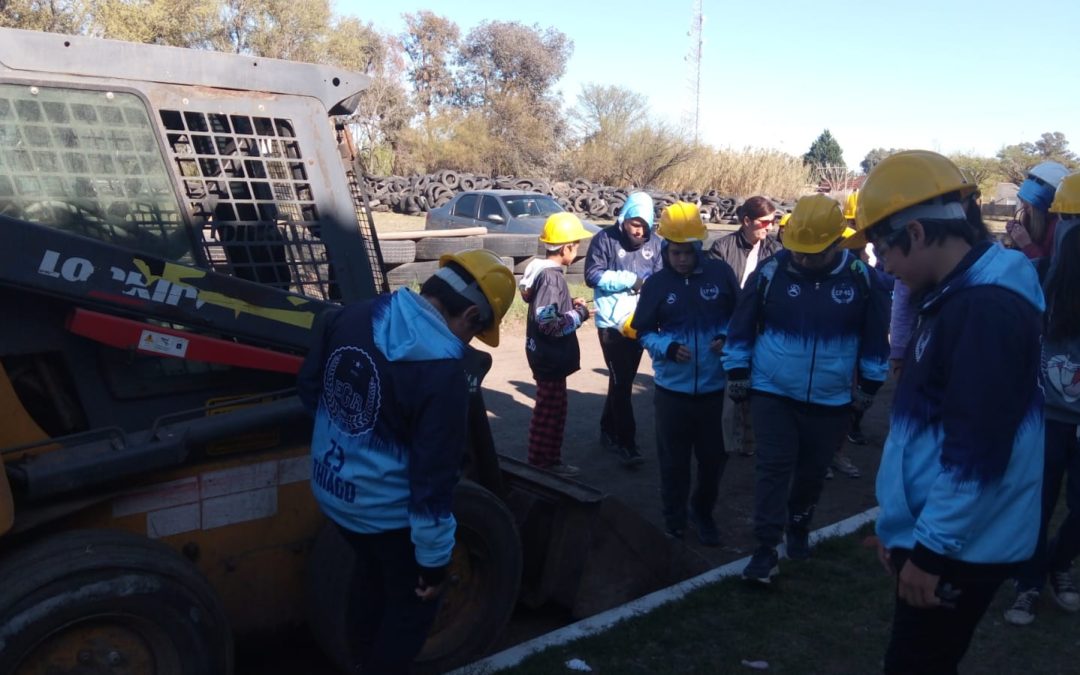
[462,304,484,331]
[907,220,925,248]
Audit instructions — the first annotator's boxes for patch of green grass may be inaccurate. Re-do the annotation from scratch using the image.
[500,524,1080,675]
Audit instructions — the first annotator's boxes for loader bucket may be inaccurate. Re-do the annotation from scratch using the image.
[499,457,712,619]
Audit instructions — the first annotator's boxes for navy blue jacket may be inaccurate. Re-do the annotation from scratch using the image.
[876,242,1045,570]
[633,245,740,395]
[722,249,890,406]
[584,224,663,329]
[298,289,468,574]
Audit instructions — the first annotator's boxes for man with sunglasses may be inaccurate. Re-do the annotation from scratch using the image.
[723,194,890,584]
[853,151,1044,674]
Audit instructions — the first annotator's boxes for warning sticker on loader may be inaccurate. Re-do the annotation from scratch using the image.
[138,329,189,358]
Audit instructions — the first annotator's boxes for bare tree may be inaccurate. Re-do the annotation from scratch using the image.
[401,11,459,116]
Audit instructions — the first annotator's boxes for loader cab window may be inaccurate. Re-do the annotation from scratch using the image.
[0,84,193,261]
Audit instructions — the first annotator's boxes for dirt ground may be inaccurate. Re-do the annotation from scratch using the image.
[484,321,891,569]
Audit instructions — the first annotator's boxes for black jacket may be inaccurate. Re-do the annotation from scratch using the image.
[708,230,781,287]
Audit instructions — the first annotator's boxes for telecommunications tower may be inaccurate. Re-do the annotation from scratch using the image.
[687,0,704,143]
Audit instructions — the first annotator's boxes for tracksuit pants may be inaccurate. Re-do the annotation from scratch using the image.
[750,393,849,546]
[1015,418,1080,591]
[598,327,644,450]
[654,387,727,531]
[884,549,1011,675]
[339,526,440,675]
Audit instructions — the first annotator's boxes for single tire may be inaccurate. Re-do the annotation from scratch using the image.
[414,236,485,261]
[306,481,521,675]
[0,529,232,675]
[379,240,416,265]
[386,261,439,288]
[481,234,538,258]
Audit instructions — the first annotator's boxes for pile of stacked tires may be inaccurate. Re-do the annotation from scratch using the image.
[362,171,745,224]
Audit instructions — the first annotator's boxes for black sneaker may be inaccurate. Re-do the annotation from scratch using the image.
[616,444,645,467]
[742,546,779,584]
[664,525,685,540]
[689,508,721,547]
[785,528,811,560]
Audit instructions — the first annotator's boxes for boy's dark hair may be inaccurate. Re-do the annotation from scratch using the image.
[870,190,987,255]
[419,261,492,331]
[1045,226,1080,341]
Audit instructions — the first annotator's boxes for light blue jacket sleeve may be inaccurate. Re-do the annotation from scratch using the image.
[639,330,675,361]
[596,269,639,293]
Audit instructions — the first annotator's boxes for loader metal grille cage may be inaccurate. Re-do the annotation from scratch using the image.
[160,108,340,301]
[0,84,191,261]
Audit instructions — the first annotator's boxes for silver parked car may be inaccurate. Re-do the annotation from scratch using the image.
[425,190,601,234]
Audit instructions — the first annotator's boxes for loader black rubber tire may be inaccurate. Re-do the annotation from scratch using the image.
[385,261,439,288]
[306,480,521,675]
[0,529,232,675]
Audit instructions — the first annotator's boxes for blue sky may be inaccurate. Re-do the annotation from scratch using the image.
[338,0,1078,169]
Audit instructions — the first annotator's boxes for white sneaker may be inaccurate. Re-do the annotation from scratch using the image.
[1004,589,1039,625]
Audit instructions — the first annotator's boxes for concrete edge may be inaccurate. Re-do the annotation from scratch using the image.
[450,506,881,674]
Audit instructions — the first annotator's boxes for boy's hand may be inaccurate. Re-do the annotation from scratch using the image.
[709,336,726,354]
[574,302,590,322]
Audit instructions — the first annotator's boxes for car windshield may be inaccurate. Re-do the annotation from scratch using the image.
[502,195,564,218]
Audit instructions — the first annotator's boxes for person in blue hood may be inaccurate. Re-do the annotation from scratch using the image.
[723,194,890,585]
[852,151,1045,675]
[584,191,663,466]
[297,250,514,674]
[1004,173,1080,626]
[632,202,740,545]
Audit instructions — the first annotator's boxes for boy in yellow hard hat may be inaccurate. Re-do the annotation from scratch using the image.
[520,212,593,476]
[723,194,890,584]
[298,249,515,673]
[632,202,740,544]
[853,151,1044,673]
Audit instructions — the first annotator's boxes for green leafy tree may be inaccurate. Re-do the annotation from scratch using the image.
[949,153,1004,198]
[996,131,1078,184]
[860,147,902,174]
[0,0,88,33]
[803,129,845,169]
[90,0,219,47]
[455,20,572,107]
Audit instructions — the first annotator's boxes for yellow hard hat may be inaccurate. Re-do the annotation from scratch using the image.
[843,191,859,221]
[777,213,791,228]
[783,194,847,254]
[539,212,593,245]
[657,201,707,243]
[620,313,638,340]
[850,150,975,248]
[1050,173,1080,215]
[438,249,515,347]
